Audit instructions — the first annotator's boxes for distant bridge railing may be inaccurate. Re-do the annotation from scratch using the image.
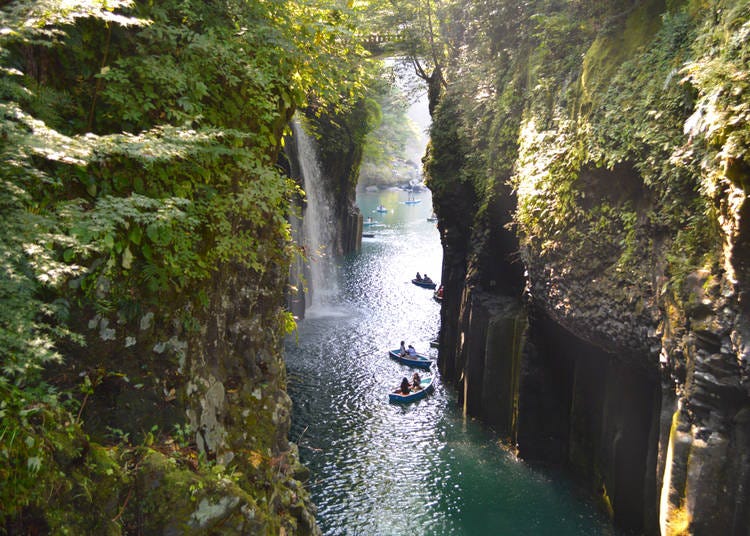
[363,34,401,50]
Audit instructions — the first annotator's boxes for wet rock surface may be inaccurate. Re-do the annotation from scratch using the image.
[426,2,750,533]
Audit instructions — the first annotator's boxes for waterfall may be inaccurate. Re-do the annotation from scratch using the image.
[292,120,338,309]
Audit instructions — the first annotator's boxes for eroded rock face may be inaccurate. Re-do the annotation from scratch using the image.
[180,261,319,534]
[57,257,319,534]
[436,180,750,535]
[427,1,750,534]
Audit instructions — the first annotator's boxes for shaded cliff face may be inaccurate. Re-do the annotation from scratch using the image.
[303,105,373,257]
[427,0,750,534]
[0,1,369,531]
[46,96,322,535]
[44,198,319,534]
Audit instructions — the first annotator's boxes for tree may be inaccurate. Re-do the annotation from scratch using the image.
[0,0,372,528]
[358,0,450,113]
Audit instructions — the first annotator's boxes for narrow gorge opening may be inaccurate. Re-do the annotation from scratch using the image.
[5,0,749,533]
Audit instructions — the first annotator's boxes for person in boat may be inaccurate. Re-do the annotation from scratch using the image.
[399,340,407,357]
[398,377,411,395]
[411,372,422,390]
[436,285,444,298]
[407,344,417,356]
[415,272,422,281]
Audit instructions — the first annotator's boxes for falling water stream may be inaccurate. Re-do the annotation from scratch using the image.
[284,142,617,533]
[293,119,338,307]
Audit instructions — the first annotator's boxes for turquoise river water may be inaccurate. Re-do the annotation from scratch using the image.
[285,188,618,535]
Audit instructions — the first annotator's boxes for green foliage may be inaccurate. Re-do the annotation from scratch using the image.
[359,0,447,66]
[426,0,745,310]
[0,106,83,389]
[0,0,372,528]
[424,92,468,196]
[0,0,371,379]
[0,387,87,525]
[172,422,193,448]
[680,1,750,192]
[0,1,141,45]
[512,117,584,246]
[506,2,720,280]
[357,64,424,186]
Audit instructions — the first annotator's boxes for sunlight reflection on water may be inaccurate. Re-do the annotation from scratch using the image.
[285,189,616,536]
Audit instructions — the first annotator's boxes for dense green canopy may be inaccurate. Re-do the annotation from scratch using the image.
[0,0,376,527]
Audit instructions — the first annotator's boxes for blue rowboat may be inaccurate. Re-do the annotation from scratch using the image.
[389,375,434,403]
[412,278,436,289]
[374,205,388,213]
[389,349,432,369]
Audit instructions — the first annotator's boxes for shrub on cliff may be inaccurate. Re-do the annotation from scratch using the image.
[0,0,369,531]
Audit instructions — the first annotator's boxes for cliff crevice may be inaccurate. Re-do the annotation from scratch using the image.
[427,0,750,533]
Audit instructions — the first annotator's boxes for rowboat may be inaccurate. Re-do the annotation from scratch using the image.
[389,375,434,403]
[374,205,388,213]
[412,278,436,289]
[389,348,432,369]
[404,191,421,205]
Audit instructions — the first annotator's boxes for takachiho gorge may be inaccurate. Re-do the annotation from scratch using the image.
[2,2,749,535]
[285,121,617,532]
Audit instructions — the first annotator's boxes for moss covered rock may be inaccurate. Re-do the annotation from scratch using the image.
[428,0,750,534]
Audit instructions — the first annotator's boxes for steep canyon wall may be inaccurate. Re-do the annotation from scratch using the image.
[427,1,750,534]
[3,4,331,531]
[64,255,318,534]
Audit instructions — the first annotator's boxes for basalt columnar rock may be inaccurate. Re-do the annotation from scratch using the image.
[427,1,750,534]
[47,258,320,535]
[2,2,352,531]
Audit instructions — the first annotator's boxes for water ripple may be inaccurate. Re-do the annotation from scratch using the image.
[286,191,616,535]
